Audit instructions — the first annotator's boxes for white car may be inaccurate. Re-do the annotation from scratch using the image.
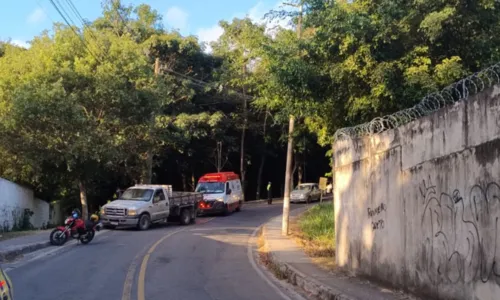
[290,183,321,203]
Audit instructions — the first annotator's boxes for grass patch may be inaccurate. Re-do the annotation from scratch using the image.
[291,203,336,271]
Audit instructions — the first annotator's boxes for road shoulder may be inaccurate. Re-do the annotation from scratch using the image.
[259,205,418,300]
[0,231,52,263]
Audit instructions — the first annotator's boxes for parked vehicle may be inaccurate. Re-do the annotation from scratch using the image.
[195,172,243,216]
[49,210,102,246]
[290,183,322,203]
[0,263,14,300]
[100,184,203,230]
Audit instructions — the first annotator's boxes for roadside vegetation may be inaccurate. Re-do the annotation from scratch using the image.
[1,0,500,220]
[291,203,335,271]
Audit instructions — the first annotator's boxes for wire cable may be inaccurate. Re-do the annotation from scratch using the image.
[49,0,102,63]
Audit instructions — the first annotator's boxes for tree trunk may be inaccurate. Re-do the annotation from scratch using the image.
[256,110,269,201]
[141,57,160,185]
[291,153,298,189]
[240,67,248,196]
[191,171,196,192]
[79,180,89,220]
[256,154,266,200]
[141,151,153,184]
[181,172,187,191]
[298,162,303,185]
[240,118,246,195]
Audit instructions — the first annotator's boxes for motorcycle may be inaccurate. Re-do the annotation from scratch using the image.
[49,210,103,246]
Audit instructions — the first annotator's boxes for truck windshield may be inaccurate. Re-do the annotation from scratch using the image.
[195,182,225,194]
[120,189,153,201]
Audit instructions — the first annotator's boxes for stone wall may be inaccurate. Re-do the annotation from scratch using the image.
[333,85,500,300]
[0,177,50,230]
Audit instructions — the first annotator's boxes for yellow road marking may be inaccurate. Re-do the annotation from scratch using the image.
[137,228,185,300]
[121,243,151,300]
[137,217,216,300]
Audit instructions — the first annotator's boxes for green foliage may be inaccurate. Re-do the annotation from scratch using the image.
[299,203,335,247]
[294,0,500,144]
[2,0,498,210]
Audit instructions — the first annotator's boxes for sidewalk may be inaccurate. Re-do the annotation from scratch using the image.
[261,207,417,300]
[0,230,52,262]
[248,195,333,205]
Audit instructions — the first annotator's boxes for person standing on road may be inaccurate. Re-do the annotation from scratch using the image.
[267,181,272,204]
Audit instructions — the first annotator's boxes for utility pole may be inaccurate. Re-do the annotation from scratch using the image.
[281,1,303,236]
[142,57,160,184]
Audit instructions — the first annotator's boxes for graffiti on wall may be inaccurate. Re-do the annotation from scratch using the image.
[420,178,500,286]
[368,203,386,230]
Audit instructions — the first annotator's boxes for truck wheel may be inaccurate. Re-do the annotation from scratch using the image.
[180,209,191,226]
[137,214,151,230]
[190,208,197,224]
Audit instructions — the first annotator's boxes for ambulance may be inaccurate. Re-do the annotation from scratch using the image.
[195,172,243,215]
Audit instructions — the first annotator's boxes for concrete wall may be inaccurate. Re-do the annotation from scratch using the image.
[333,85,500,300]
[0,177,50,230]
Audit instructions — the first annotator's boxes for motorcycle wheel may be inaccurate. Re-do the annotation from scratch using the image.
[50,228,68,246]
[80,230,95,244]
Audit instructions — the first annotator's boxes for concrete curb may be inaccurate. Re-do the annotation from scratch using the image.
[246,196,332,205]
[245,198,282,204]
[260,217,355,300]
[0,241,52,263]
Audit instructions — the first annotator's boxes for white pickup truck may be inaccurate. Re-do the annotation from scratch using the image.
[100,184,203,230]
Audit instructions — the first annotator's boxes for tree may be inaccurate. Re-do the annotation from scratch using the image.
[212,18,271,197]
[0,21,162,219]
[299,0,500,140]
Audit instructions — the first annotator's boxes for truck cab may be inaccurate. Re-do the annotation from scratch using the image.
[195,172,243,215]
[100,185,202,230]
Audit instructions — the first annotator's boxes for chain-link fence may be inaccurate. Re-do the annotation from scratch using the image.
[333,62,500,141]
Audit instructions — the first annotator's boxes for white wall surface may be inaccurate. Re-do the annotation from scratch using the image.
[334,85,500,300]
[0,177,50,230]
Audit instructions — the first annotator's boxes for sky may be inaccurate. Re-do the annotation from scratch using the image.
[0,0,291,49]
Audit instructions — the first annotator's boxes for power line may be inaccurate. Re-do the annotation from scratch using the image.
[64,0,100,43]
[163,68,254,102]
[51,0,255,106]
[48,0,102,63]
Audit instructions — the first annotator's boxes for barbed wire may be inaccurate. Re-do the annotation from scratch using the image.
[333,62,500,141]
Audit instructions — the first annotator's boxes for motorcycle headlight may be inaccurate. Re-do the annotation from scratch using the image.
[128,209,137,216]
[100,209,105,215]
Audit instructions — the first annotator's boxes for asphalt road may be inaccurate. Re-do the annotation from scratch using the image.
[5,201,308,300]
